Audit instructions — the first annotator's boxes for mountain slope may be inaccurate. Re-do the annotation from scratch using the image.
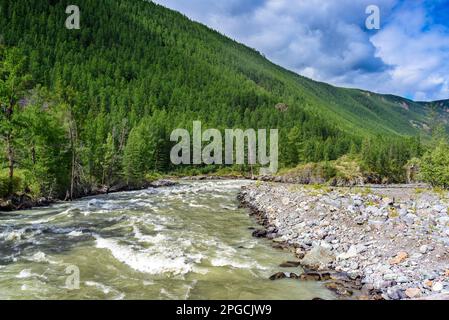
[0,0,444,198]
[1,0,444,137]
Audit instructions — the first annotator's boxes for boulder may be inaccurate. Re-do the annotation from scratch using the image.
[432,282,444,292]
[389,251,409,265]
[279,261,301,268]
[337,245,360,260]
[325,282,353,297]
[252,229,267,238]
[269,272,288,280]
[300,271,332,281]
[149,180,178,188]
[405,288,421,298]
[300,245,335,270]
[0,200,14,211]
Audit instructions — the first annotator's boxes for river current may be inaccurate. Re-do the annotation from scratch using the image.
[0,180,333,300]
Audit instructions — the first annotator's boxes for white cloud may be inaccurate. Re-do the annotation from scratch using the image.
[370,4,449,100]
[153,0,449,101]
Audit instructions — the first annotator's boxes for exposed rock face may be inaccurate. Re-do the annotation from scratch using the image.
[239,183,449,300]
[275,103,289,112]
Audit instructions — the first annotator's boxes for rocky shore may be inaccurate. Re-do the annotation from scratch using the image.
[239,182,449,300]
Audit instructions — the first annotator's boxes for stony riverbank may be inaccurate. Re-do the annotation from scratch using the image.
[239,183,449,300]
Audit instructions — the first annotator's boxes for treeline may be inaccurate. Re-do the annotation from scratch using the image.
[0,0,447,201]
[0,46,356,199]
[0,45,432,201]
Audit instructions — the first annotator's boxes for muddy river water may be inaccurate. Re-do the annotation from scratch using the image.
[0,180,333,300]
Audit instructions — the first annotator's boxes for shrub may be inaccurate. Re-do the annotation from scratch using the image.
[280,155,365,185]
[420,140,449,188]
[0,169,25,198]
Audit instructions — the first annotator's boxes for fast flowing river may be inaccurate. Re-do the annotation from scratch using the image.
[0,180,333,300]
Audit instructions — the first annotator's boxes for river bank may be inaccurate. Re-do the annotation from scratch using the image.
[0,179,180,212]
[0,171,253,212]
[238,182,449,300]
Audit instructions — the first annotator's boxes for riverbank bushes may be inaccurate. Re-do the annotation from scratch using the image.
[0,169,24,198]
[419,140,449,188]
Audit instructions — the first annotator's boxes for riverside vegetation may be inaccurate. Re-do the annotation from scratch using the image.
[1,0,449,208]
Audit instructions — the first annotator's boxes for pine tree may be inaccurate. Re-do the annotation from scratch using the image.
[122,125,147,184]
[102,132,115,186]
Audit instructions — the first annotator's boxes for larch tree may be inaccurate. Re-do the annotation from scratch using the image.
[0,47,32,195]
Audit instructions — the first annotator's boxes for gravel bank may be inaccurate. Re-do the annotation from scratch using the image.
[239,183,449,300]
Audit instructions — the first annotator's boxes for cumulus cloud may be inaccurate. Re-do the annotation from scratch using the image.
[153,0,449,101]
[370,2,449,101]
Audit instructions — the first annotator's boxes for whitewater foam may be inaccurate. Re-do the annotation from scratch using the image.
[95,236,200,275]
[3,229,25,242]
[68,231,83,237]
[16,269,33,279]
[25,251,51,264]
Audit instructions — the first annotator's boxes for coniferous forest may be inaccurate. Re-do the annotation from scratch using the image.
[1,0,448,203]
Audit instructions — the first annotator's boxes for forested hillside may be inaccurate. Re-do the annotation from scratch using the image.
[0,0,447,202]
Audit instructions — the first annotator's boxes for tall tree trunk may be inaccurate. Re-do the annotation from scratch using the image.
[69,122,75,201]
[5,102,15,196]
[67,108,78,201]
[6,133,14,195]
[70,148,75,200]
[31,146,36,164]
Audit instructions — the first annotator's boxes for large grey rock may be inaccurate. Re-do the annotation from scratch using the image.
[337,245,362,260]
[149,180,178,188]
[433,205,446,213]
[365,206,381,216]
[437,216,449,226]
[403,213,418,224]
[419,245,429,254]
[387,288,401,300]
[300,245,335,270]
[432,282,444,292]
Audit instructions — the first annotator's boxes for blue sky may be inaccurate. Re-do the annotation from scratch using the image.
[153,0,449,101]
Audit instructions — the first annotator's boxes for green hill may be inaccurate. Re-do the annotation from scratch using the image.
[0,0,446,199]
